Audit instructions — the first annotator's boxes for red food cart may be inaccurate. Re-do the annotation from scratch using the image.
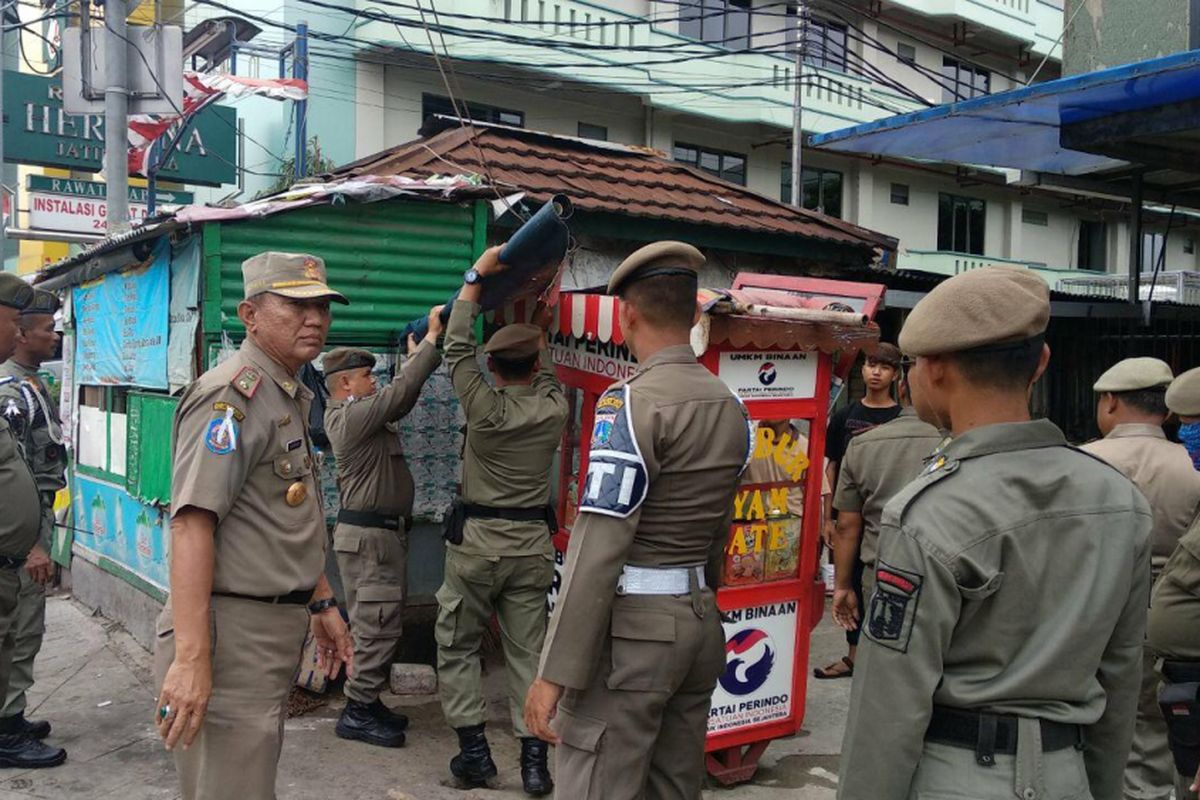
[491,273,884,784]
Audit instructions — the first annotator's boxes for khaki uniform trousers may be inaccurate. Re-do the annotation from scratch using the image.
[333,522,408,704]
[552,591,725,800]
[1124,646,1175,800]
[154,595,309,800]
[909,736,1092,800]
[2,504,51,718]
[0,570,24,711]
[435,548,554,736]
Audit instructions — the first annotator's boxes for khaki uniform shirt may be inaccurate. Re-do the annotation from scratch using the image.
[171,339,325,596]
[324,340,441,517]
[839,420,1152,800]
[1147,517,1200,662]
[0,414,39,557]
[0,361,66,494]
[539,345,751,690]
[444,299,568,557]
[1081,423,1200,568]
[833,408,942,572]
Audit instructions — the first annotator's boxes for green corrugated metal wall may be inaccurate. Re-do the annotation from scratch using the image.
[202,198,485,351]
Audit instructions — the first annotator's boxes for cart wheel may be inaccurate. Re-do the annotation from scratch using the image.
[705,741,770,785]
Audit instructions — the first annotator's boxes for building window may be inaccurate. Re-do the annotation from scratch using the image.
[679,0,752,50]
[890,182,909,205]
[781,164,843,217]
[1077,220,1107,270]
[421,94,525,127]
[1022,209,1049,226]
[941,57,990,102]
[1185,238,1195,255]
[1143,232,1166,269]
[577,122,608,141]
[804,17,848,72]
[937,193,986,254]
[675,142,747,185]
[896,42,916,64]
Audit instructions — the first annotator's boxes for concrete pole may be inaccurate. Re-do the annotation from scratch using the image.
[1,3,7,269]
[790,0,805,208]
[105,0,130,235]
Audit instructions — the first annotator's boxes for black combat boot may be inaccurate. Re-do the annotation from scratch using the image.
[364,698,408,730]
[4,713,50,740]
[335,699,406,748]
[519,737,553,796]
[0,722,65,769]
[449,723,498,788]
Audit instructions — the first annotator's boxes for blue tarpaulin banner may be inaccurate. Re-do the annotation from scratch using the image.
[73,238,169,389]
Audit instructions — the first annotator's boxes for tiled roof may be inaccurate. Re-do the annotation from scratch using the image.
[330,118,898,254]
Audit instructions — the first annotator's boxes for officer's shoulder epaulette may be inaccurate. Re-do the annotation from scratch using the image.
[230,366,263,400]
[881,455,960,531]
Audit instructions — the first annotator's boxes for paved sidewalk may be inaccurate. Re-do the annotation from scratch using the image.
[0,596,850,799]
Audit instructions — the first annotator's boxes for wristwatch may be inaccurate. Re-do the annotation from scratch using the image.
[308,597,338,614]
[463,268,482,285]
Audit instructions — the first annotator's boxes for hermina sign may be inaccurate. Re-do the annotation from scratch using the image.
[3,71,236,186]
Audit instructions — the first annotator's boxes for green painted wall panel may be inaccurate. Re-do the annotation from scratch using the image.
[208,199,482,347]
[125,392,178,506]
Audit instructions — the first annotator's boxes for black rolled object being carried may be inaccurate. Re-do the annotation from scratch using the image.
[401,194,573,343]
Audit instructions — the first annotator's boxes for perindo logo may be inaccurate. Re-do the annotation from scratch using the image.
[757,362,777,386]
[719,629,775,696]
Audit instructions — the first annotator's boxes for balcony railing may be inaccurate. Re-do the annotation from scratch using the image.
[1057,271,1200,305]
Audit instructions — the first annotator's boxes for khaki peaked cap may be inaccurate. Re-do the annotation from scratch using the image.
[485,323,542,359]
[242,251,348,304]
[1093,357,1173,393]
[899,266,1049,356]
[323,347,376,376]
[0,273,33,311]
[1167,367,1200,416]
[607,241,704,295]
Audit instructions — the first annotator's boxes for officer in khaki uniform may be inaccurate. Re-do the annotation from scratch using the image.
[323,317,443,748]
[525,242,752,800]
[154,253,354,800]
[0,275,62,769]
[0,289,66,748]
[830,373,942,635]
[1170,367,1200,470]
[839,267,1152,800]
[1147,373,1200,800]
[437,246,567,795]
[1080,357,1200,800]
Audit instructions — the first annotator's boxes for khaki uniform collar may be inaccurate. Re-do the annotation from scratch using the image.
[240,338,311,400]
[8,360,37,377]
[1105,423,1167,441]
[637,344,696,372]
[943,418,1066,461]
[898,407,919,419]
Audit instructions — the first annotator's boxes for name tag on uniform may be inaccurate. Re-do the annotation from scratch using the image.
[287,438,303,452]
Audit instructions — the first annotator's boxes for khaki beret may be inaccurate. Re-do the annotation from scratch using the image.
[1166,367,1200,416]
[0,273,33,311]
[323,347,375,376]
[1093,357,1173,393]
[242,251,348,304]
[485,323,542,359]
[607,241,704,295]
[19,289,60,316]
[899,267,1049,356]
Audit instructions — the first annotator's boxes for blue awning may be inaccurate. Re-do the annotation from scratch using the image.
[809,50,1200,176]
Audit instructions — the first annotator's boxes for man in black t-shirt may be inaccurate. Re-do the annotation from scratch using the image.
[814,343,901,679]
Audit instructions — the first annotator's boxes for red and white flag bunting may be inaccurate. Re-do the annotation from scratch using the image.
[127,73,308,177]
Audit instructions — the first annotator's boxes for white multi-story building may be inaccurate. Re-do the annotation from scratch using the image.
[190,0,1200,284]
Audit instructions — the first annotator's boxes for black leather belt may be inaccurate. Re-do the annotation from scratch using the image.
[1163,660,1200,683]
[337,509,405,532]
[213,588,313,606]
[462,503,558,534]
[0,556,25,570]
[925,706,1082,766]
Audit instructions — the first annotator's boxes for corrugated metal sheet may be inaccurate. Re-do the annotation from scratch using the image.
[204,197,483,347]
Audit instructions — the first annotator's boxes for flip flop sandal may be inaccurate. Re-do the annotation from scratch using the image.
[813,656,854,679]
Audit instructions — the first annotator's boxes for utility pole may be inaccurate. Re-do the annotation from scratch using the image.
[789,0,806,208]
[1,1,7,269]
[294,21,307,178]
[105,0,131,235]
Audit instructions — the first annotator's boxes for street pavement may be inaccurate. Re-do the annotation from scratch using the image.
[0,595,850,799]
